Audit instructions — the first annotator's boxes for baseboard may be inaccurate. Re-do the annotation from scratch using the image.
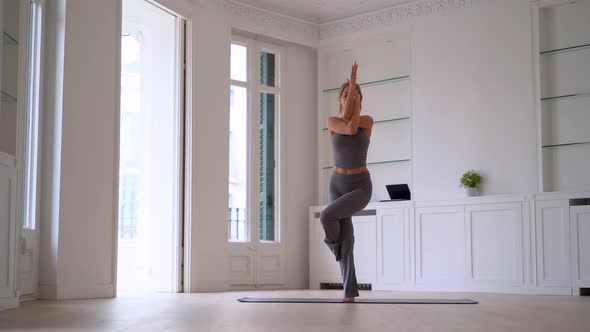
[39,284,57,300]
[0,296,19,311]
[190,279,229,292]
[369,284,574,296]
[58,283,115,300]
[39,283,115,300]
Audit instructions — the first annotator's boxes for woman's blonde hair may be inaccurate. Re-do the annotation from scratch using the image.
[338,81,363,112]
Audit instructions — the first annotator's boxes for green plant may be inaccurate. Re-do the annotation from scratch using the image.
[459,170,482,188]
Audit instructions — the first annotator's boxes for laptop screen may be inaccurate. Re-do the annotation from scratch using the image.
[386,184,411,200]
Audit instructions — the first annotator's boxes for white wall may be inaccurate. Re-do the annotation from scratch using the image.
[283,44,317,289]
[188,7,231,292]
[411,0,537,201]
[39,0,65,299]
[38,0,122,299]
[57,0,121,299]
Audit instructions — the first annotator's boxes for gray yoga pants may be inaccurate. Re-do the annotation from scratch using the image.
[319,170,372,298]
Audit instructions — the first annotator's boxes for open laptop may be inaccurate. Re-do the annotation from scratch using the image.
[380,184,411,202]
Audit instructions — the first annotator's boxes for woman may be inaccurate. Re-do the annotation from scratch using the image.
[319,62,373,303]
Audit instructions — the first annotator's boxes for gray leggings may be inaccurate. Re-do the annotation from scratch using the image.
[319,171,372,298]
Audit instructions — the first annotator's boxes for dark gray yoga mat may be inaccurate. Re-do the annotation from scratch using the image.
[238,297,478,304]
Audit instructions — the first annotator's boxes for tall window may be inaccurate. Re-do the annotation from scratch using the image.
[22,0,44,229]
[229,38,280,243]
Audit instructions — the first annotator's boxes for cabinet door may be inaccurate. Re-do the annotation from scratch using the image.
[466,203,524,288]
[352,214,377,284]
[376,208,407,286]
[415,206,465,286]
[536,200,571,287]
[0,161,18,310]
[571,205,590,287]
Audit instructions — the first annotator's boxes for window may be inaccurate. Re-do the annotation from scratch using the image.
[229,38,281,243]
[22,0,44,229]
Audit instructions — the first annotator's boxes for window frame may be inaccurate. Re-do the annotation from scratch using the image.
[229,35,284,245]
[20,0,45,230]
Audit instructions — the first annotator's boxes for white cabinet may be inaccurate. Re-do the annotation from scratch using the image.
[465,203,524,290]
[535,200,571,288]
[0,153,17,310]
[375,208,409,288]
[414,206,465,287]
[309,194,589,295]
[570,205,590,287]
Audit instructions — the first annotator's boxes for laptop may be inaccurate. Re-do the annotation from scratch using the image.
[380,184,411,202]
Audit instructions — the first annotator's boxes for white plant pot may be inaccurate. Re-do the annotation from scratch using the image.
[466,187,479,197]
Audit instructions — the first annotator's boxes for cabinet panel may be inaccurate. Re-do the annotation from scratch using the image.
[466,203,524,287]
[377,208,406,286]
[415,206,465,284]
[535,200,571,287]
[571,205,590,287]
[352,215,377,284]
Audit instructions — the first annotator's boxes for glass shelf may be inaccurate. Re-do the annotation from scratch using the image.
[322,75,410,93]
[322,159,411,170]
[541,92,590,102]
[1,90,17,102]
[2,32,18,46]
[321,116,410,131]
[542,141,590,148]
[540,43,590,55]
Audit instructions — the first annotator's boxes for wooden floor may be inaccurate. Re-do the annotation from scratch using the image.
[1,290,589,331]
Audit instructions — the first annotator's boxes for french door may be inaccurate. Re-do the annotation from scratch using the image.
[228,35,286,287]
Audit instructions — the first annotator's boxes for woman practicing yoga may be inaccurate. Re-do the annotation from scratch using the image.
[320,62,373,303]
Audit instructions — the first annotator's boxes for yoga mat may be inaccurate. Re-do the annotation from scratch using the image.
[237,297,478,304]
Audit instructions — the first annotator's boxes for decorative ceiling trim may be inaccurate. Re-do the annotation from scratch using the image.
[200,0,320,41]
[196,0,473,42]
[320,0,473,40]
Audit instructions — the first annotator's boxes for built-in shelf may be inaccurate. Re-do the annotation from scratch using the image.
[322,75,410,93]
[540,42,590,55]
[541,92,590,102]
[1,90,16,102]
[542,141,590,148]
[322,159,411,170]
[2,32,18,46]
[321,116,410,131]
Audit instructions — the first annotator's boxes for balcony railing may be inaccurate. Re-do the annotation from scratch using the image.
[228,207,246,241]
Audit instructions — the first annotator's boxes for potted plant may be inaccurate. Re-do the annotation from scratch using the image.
[460,169,482,197]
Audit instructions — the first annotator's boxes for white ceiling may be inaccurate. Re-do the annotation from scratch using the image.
[235,0,415,24]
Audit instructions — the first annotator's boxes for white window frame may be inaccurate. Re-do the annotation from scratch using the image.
[229,35,284,245]
[17,0,45,231]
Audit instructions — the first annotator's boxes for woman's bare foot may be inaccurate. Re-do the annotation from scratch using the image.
[343,297,355,303]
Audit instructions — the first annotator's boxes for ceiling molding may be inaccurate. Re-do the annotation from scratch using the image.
[197,0,320,42]
[319,0,473,40]
[196,0,473,42]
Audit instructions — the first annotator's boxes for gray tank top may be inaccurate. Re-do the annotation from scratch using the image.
[331,129,370,168]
